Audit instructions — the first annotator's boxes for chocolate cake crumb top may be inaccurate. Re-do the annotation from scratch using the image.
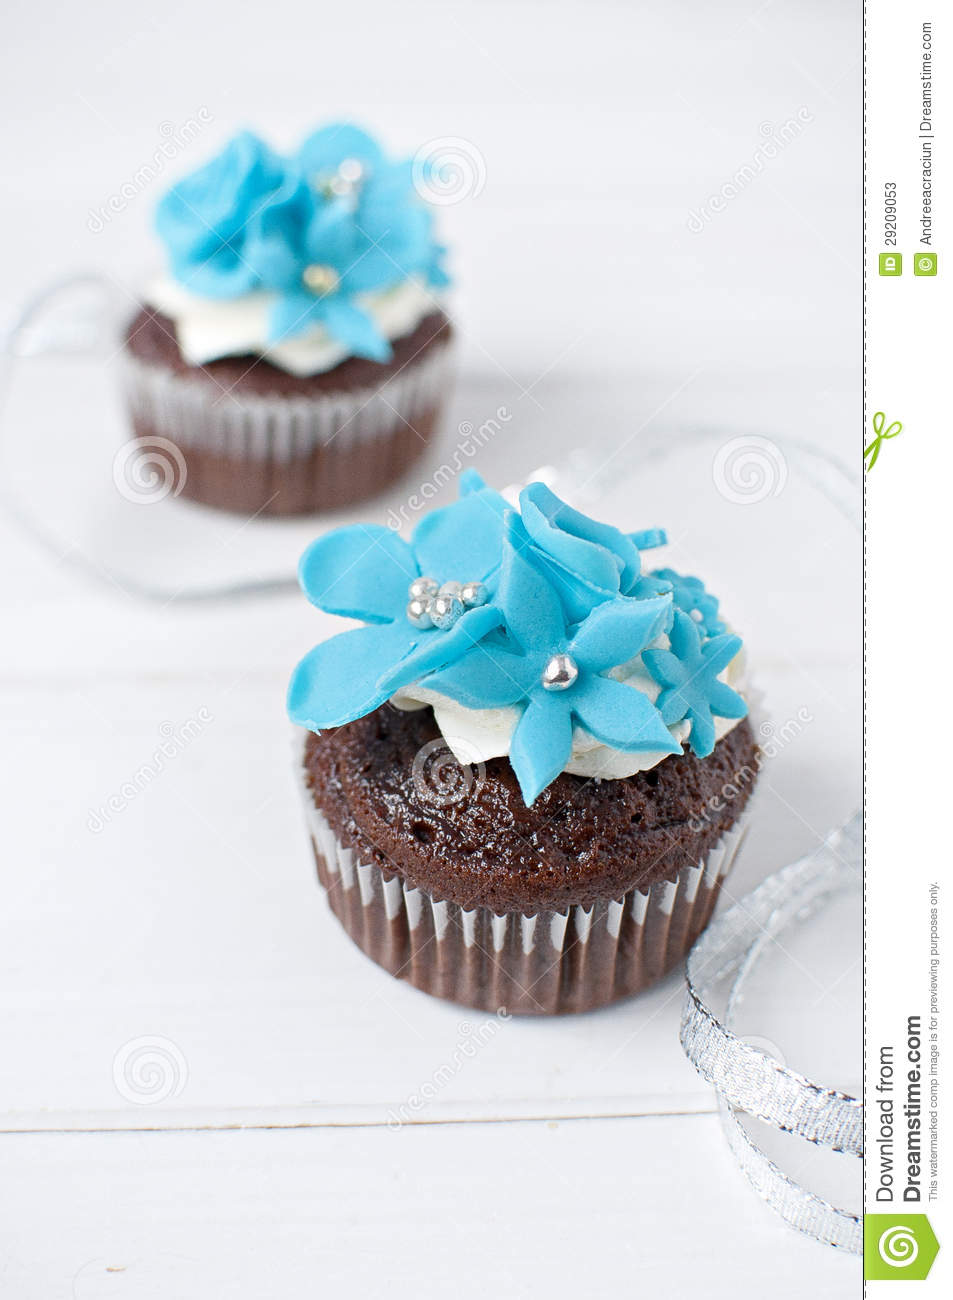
[304,705,758,913]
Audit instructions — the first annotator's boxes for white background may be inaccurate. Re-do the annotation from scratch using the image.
[0,2,862,1296]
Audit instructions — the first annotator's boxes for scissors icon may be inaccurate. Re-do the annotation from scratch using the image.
[864,412,902,471]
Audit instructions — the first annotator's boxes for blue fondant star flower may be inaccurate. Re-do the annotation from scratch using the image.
[156,124,449,361]
[651,568,724,636]
[287,471,508,730]
[420,513,679,804]
[642,610,747,758]
[517,482,668,624]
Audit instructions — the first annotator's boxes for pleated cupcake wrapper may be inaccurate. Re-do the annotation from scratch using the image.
[297,755,750,1015]
[120,340,454,462]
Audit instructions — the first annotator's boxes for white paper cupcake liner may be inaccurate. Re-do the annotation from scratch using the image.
[120,339,454,462]
[296,746,750,1014]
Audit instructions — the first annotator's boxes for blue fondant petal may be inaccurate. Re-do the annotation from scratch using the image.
[296,123,385,175]
[568,595,673,673]
[707,681,748,720]
[319,297,391,361]
[640,647,681,691]
[288,622,412,730]
[298,525,416,621]
[628,528,667,550]
[496,511,567,653]
[418,644,535,710]
[519,482,642,592]
[688,708,716,758]
[509,696,574,806]
[459,468,489,496]
[701,633,744,676]
[572,676,681,754]
[411,488,508,585]
[652,683,692,727]
[377,604,504,695]
[526,553,617,625]
[267,292,327,342]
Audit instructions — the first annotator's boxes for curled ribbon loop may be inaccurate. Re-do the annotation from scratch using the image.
[681,816,863,1252]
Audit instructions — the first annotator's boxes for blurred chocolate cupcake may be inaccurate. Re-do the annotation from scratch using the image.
[289,473,758,1013]
[122,125,453,516]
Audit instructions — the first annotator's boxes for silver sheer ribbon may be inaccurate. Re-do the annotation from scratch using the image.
[680,815,863,1252]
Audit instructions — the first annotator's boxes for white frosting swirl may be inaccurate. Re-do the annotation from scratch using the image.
[145,274,439,377]
[392,633,747,780]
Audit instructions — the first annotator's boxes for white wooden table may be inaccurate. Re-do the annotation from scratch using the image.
[0,0,861,1292]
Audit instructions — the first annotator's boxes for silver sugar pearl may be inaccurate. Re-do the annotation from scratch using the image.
[406,597,435,630]
[438,580,463,598]
[541,653,579,692]
[409,576,439,601]
[459,581,488,608]
[429,593,465,630]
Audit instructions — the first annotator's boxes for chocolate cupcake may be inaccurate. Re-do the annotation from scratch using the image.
[289,472,759,1013]
[122,125,453,516]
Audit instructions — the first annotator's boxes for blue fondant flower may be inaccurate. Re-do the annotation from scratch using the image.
[420,513,679,804]
[156,124,449,360]
[287,471,508,730]
[642,610,747,758]
[518,482,668,623]
[651,568,724,636]
[156,131,292,299]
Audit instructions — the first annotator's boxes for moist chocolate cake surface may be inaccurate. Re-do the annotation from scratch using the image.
[124,305,452,396]
[303,705,758,913]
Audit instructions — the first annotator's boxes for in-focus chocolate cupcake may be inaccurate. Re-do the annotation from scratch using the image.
[122,125,453,516]
[288,472,759,1013]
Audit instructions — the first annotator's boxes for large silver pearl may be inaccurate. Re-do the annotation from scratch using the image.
[409,576,439,601]
[406,597,435,630]
[541,653,579,692]
[429,593,465,630]
[438,580,463,599]
[459,581,488,608]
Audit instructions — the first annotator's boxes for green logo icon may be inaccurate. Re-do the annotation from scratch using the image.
[879,252,902,276]
[865,411,903,472]
[864,1214,940,1280]
[914,252,938,276]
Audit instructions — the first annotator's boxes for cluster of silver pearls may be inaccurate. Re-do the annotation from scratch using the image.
[541,653,579,691]
[406,576,488,631]
[314,157,365,200]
